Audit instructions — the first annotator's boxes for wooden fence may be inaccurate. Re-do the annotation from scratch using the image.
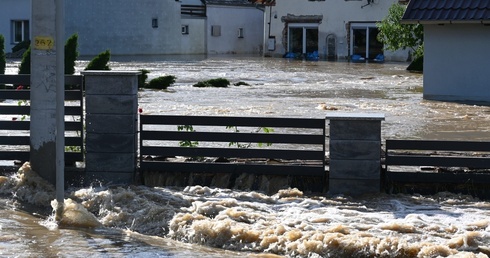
[140,115,326,178]
[385,139,490,184]
[0,75,84,165]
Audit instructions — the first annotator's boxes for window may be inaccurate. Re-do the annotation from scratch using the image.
[287,24,319,55]
[11,20,30,43]
[152,18,158,28]
[182,25,189,35]
[350,23,383,60]
[238,28,244,38]
[211,25,221,37]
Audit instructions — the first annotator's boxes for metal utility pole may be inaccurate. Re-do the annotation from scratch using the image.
[31,0,65,216]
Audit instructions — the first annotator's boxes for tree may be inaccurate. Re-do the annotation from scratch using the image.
[0,35,6,75]
[18,47,31,74]
[85,50,111,70]
[65,33,79,75]
[377,3,424,60]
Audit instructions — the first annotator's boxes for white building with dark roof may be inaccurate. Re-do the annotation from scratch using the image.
[0,0,264,56]
[403,0,490,103]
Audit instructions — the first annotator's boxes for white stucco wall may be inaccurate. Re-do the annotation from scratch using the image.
[180,17,206,55]
[65,0,182,56]
[0,0,31,53]
[424,24,490,103]
[264,0,408,61]
[206,5,264,55]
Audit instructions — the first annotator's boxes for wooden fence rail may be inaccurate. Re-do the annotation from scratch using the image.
[0,75,84,165]
[385,139,490,184]
[140,115,326,178]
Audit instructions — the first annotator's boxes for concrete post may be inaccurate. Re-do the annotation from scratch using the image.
[82,71,140,185]
[30,0,58,184]
[326,113,385,196]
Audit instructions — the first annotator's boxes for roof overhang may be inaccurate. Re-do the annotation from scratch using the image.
[402,19,490,25]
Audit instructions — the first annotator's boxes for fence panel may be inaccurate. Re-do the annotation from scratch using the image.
[0,75,84,165]
[140,115,326,177]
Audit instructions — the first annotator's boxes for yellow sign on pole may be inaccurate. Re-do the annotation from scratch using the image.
[34,36,54,50]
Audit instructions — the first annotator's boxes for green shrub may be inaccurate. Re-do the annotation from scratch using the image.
[64,33,79,75]
[138,69,150,89]
[193,78,230,88]
[0,35,6,75]
[85,49,111,70]
[234,81,250,86]
[12,40,30,53]
[18,47,31,74]
[147,75,176,89]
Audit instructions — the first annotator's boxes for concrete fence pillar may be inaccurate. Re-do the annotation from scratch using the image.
[82,71,140,185]
[326,113,385,196]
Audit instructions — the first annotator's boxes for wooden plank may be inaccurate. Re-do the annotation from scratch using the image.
[0,121,81,131]
[0,136,82,146]
[0,90,81,101]
[65,121,83,131]
[0,151,30,161]
[0,90,30,100]
[0,106,30,115]
[65,137,83,146]
[140,115,325,129]
[65,106,83,115]
[0,75,30,85]
[65,75,83,85]
[141,131,324,145]
[0,75,82,85]
[0,136,29,145]
[65,152,83,162]
[386,140,490,152]
[386,155,490,169]
[140,161,325,177]
[0,121,29,130]
[65,90,83,101]
[141,146,325,161]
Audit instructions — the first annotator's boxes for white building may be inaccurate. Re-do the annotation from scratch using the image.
[260,0,409,61]
[403,0,490,103]
[205,0,264,55]
[0,0,264,56]
[0,0,31,54]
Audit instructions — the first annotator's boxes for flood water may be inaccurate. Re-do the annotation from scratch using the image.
[2,56,490,257]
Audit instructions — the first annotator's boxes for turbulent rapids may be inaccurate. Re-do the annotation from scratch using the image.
[1,163,490,257]
[2,56,490,257]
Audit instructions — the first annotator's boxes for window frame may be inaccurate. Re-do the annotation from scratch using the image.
[11,20,30,44]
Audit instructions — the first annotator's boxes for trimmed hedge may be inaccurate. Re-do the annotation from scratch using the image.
[193,78,230,88]
[85,49,111,70]
[146,75,176,89]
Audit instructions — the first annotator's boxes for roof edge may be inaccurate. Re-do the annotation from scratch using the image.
[402,20,490,25]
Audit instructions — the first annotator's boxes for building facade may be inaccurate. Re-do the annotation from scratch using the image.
[0,0,31,54]
[206,0,264,55]
[0,0,264,56]
[262,0,409,61]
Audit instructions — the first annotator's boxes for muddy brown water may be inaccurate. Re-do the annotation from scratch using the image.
[1,56,490,257]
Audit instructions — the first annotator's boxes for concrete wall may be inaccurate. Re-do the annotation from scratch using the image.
[264,0,409,61]
[0,0,31,53]
[424,24,490,103]
[83,71,140,185]
[65,0,182,56]
[206,5,264,55]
